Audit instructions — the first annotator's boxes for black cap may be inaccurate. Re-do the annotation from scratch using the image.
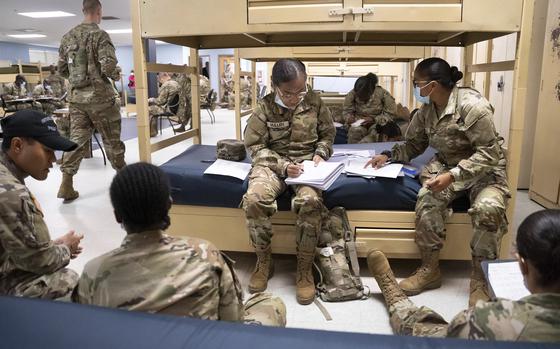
[0,110,77,152]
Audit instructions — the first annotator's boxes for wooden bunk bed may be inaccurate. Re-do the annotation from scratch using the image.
[0,61,44,85]
[131,0,534,260]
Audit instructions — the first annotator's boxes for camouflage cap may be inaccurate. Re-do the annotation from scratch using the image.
[216,139,246,161]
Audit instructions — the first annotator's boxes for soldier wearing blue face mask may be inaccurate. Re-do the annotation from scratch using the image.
[243,58,335,305]
[366,57,509,307]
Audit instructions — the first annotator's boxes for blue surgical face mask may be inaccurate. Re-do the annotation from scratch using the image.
[413,81,434,105]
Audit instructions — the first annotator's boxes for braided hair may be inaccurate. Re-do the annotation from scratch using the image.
[517,209,560,287]
[354,73,378,102]
[110,162,172,233]
[271,59,307,87]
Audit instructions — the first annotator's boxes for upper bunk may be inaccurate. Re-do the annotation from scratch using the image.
[137,0,524,49]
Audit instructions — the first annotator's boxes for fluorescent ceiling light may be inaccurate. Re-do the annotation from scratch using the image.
[18,11,75,18]
[8,34,46,38]
[106,29,132,34]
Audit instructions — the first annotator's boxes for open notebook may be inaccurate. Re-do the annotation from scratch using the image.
[482,260,530,300]
[285,160,345,191]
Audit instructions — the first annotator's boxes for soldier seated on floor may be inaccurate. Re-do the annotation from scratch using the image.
[74,162,286,327]
[367,209,560,342]
[0,110,83,300]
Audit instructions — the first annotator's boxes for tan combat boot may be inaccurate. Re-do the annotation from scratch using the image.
[399,248,441,296]
[469,256,491,307]
[57,174,79,201]
[248,248,274,294]
[295,251,315,305]
[367,250,408,307]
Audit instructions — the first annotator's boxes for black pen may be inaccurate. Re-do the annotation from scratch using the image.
[200,159,215,163]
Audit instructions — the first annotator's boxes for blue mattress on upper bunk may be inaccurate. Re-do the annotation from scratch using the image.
[160,142,470,212]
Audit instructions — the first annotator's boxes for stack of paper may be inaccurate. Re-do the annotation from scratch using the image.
[345,159,403,179]
[331,149,372,159]
[487,261,530,300]
[203,159,252,181]
[285,160,345,190]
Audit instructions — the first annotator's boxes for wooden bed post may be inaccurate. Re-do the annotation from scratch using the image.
[463,45,474,88]
[131,0,152,162]
[503,0,536,256]
[484,41,494,100]
[251,60,258,110]
[189,48,201,145]
[234,48,242,140]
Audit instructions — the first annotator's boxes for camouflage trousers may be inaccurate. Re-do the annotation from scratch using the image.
[54,115,71,139]
[416,161,510,259]
[242,166,326,254]
[0,268,78,300]
[61,102,126,175]
[390,299,448,337]
[243,292,287,327]
[4,101,42,113]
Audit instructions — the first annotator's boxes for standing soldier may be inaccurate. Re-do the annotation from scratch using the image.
[221,63,234,108]
[57,0,126,201]
[0,110,84,299]
[343,73,397,143]
[366,58,510,306]
[243,59,335,305]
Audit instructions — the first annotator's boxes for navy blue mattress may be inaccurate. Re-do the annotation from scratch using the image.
[160,142,469,212]
[0,296,555,349]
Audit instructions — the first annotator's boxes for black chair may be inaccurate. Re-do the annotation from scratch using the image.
[200,89,216,124]
[259,85,267,99]
[0,95,16,117]
[151,93,180,135]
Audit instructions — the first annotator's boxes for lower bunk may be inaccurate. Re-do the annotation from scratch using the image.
[162,143,512,260]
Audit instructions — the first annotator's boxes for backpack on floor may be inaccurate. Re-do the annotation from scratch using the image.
[314,207,367,302]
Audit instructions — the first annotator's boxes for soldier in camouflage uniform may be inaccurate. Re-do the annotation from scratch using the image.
[172,74,213,132]
[221,63,234,108]
[366,209,560,342]
[32,80,64,116]
[343,73,397,144]
[149,72,180,136]
[0,110,83,300]
[75,163,286,327]
[228,76,252,110]
[56,0,126,202]
[366,58,510,307]
[243,59,335,305]
[44,65,70,138]
[2,75,39,112]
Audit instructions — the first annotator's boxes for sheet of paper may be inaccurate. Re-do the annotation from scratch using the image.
[488,261,530,300]
[333,122,343,128]
[331,149,372,159]
[345,159,403,179]
[285,160,345,190]
[203,159,252,181]
[351,118,366,127]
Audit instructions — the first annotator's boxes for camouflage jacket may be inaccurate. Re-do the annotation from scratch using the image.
[151,80,180,108]
[342,86,397,126]
[244,91,335,177]
[32,85,53,97]
[58,22,120,104]
[447,293,560,342]
[391,87,507,190]
[0,151,71,292]
[2,83,28,100]
[75,230,245,321]
[44,73,67,98]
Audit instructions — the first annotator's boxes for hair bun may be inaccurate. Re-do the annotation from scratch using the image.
[450,66,464,83]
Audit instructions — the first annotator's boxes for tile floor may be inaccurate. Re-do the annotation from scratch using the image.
[26,108,544,335]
